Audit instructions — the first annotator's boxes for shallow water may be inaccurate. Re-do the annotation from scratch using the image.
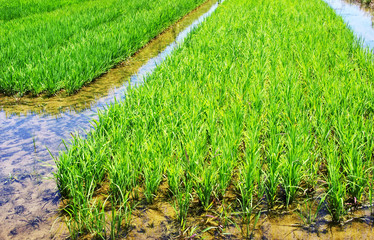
[324,0,374,50]
[0,0,220,238]
[1,0,374,239]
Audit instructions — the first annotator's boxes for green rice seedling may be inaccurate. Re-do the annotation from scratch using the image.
[278,73,312,206]
[264,110,282,209]
[194,165,218,210]
[64,213,79,240]
[216,149,235,198]
[237,109,261,220]
[167,162,184,196]
[238,138,260,220]
[110,207,120,240]
[63,197,107,238]
[212,137,236,199]
[369,176,374,215]
[176,120,208,182]
[88,200,108,239]
[215,105,244,197]
[55,132,109,200]
[280,119,311,207]
[174,179,193,224]
[297,194,326,227]
[167,139,193,222]
[109,153,137,204]
[143,163,163,204]
[344,142,367,203]
[108,170,133,235]
[326,143,346,222]
[367,132,374,213]
[302,140,320,197]
[110,199,132,239]
[335,118,368,204]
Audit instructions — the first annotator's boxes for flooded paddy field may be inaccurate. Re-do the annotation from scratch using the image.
[2,0,374,239]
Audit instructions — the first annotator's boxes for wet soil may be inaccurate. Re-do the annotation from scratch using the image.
[78,180,374,239]
[352,0,374,10]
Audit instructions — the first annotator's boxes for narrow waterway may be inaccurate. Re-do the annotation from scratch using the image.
[0,0,374,239]
[0,1,220,238]
[324,0,374,50]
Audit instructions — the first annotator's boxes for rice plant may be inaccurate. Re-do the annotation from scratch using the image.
[264,109,282,208]
[326,142,347,222]
[237,111,261,220]
[173,179,193,224]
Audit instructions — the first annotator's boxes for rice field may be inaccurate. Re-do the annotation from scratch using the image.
[51,0,374,238]
[0,0,206,96]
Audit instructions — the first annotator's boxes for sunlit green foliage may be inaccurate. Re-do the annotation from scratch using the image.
[0,0,93,21]
[0,0,205,96]
[55,0,374,236]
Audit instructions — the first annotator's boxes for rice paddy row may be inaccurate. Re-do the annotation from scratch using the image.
[0,0,93,22]
[0,0,206,96]
[55,0,374,238]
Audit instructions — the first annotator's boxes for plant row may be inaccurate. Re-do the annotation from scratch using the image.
[0,0,93,22]
[0,0,206,96]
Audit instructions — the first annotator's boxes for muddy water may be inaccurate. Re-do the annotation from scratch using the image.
[0,1,220,239]
[118,181,374,239]
[1,0,374,239]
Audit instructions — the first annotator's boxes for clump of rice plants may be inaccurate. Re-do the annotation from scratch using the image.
[237,110,262,220]
[264,108,282,209]
[326,143,347,222]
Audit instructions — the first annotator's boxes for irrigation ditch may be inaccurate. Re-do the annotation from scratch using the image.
[1,0,374,239]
